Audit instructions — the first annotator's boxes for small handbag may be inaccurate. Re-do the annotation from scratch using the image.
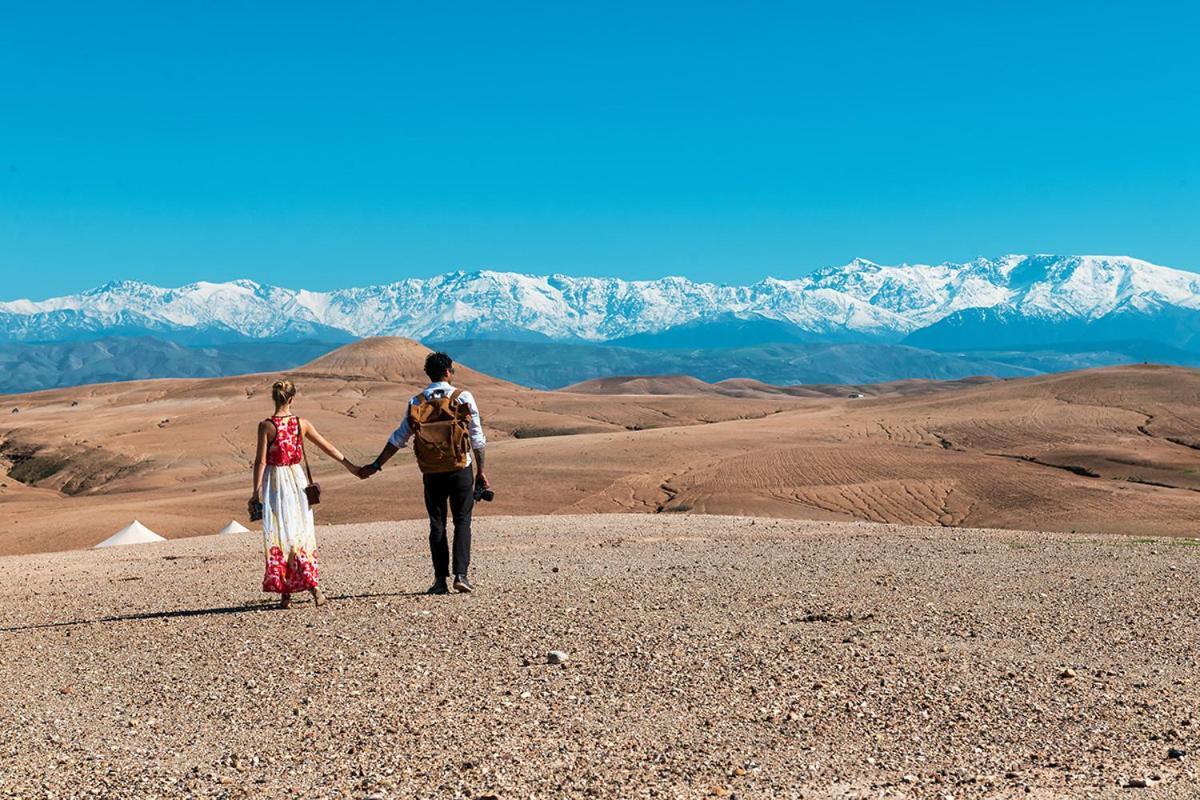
[299,422,322,506]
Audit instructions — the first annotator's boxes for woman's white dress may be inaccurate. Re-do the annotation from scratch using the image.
[261,416,319,593]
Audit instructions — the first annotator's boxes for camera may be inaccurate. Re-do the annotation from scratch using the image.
[473,485,494,502]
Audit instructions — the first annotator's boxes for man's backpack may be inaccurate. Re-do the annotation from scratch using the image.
[408,389,473,474]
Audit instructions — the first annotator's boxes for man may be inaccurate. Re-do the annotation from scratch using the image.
[358,352,490,594]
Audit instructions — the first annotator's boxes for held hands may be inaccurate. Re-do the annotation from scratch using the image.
[356,463,380,480]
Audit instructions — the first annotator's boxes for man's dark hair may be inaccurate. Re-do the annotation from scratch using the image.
[424,352,454,381]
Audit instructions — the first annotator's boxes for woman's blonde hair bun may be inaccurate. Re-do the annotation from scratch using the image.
[271,379,297,406]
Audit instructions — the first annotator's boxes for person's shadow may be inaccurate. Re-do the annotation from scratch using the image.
[0,590,428,633]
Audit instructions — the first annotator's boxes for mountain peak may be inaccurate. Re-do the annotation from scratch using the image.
[84,279,156,296]
[3,256,1197,346]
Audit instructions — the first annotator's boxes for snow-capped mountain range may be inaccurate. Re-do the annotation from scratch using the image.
[3,255,1199,348]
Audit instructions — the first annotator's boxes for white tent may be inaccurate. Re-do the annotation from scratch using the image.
[94,520,166,549]
[217,520,251,535]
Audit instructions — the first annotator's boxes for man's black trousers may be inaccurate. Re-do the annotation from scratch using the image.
[422,466,475,578]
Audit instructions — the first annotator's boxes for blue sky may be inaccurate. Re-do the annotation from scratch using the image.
[1,1,1198,299]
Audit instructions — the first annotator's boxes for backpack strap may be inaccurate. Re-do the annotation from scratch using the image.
[407,394,424,430]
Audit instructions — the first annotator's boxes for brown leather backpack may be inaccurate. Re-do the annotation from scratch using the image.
[408,389,473,474]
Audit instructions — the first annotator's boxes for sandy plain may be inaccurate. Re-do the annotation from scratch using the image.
[3,514,1200,798]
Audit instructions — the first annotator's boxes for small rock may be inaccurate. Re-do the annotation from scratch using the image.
[1126,777,1148,788]
[547,650,569,665]
[1168,747,1186,759]
[1059,667,1076,680]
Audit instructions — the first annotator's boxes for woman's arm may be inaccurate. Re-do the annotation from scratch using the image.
[301,419,359,474]
[251,420,271,500]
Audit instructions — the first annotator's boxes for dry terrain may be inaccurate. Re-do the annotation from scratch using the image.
[2,337,1200,555]
[2,514,1200,798]
[562,374,1000,398]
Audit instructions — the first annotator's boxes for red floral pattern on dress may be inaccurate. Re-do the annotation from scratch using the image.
[266,416,303,466]
[262,544,320,593]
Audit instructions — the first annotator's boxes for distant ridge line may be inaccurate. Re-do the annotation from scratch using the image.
[3,255,1199,348]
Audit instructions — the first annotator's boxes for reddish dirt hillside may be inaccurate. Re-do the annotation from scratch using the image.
[2,340,1198,554]
[568,374,999,399]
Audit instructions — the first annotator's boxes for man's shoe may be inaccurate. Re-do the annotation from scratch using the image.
[453,575,474,593]
[426,580,449,595]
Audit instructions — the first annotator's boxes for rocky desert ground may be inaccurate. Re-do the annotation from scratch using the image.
[3,514,1200,799]
[2,338,1200,555]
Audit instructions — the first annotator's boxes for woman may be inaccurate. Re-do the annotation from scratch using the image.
[251,379,359,609]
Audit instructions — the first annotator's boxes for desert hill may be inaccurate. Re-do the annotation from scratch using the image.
[295,336,512,386]
[560,375,723,396]
[2,338,1199,554]
[564,373,1000,399]
[0,338,801,554]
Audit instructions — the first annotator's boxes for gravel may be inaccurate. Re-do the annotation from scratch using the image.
[1,514,1199,798]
